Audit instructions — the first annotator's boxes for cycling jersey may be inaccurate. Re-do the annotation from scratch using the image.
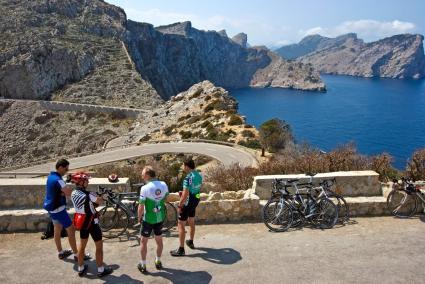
[71,188,98,215]
[43,172,67,213]
[183,170,203,206]
[139,180,169,224]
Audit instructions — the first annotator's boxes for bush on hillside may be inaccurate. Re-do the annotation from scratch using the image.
[259,118,293,152]
[406,148,425,181]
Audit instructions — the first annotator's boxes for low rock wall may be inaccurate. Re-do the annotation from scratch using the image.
[0,178,130,209]
[253,171,381,200]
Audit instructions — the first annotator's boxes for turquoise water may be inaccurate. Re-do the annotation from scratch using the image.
[231,75,425,169]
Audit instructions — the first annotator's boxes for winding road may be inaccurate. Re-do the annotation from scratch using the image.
[4,142,258,176]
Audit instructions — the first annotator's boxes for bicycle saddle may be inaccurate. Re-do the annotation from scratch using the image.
[306,172,317,177]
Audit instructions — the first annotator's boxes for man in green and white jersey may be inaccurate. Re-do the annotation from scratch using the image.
[170,159,203,256]
[137,166,169,274]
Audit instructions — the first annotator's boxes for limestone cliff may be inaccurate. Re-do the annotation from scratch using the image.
[127,21,325,99]
[0,0,325,105]
[277,33,425,79]
[0,0,162,108]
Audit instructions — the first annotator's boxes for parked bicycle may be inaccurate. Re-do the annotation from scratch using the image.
[263,175,339,232]
[387,177,425,218]
[316,178,350,223]
[97,186,178,239]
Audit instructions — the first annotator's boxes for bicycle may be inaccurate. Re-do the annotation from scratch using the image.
[314,177,350,224]
[387,178,425,218]
[97,186,178,239]
[263,176,339,232]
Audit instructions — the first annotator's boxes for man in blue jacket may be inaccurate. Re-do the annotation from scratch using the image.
[44,159,85,260]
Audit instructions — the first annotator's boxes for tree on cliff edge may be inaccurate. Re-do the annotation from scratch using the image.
[259,118,293,155]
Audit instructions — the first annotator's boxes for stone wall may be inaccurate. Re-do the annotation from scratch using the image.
[167,189,261,223]
[253,171,381,200]
[0,178,130,209]
[0,189,261,232]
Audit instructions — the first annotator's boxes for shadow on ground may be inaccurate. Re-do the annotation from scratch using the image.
[149,267,212,284]
[186,247,242,265]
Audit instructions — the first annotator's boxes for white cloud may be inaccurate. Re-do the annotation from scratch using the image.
[123,8,291,46]
[299,20,416,42]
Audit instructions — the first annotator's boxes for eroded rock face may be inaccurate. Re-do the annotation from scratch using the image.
[0,0,161,107]
[277,33,425,79]
[231,33,248,48]
[1,0,325,104]
[126,21,324,99]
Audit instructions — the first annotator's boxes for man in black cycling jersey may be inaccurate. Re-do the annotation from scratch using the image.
[70,172,113,278]
[170,159,203,256]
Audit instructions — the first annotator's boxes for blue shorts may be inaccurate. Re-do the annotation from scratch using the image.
[49,209,72,229]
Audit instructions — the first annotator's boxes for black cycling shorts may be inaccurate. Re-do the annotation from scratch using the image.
[179,198,200,221]
[141,221,163,238]
[80,222,102,242]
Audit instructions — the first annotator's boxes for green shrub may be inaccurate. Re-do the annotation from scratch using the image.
[205,100,228,112]
[179,130,192,139]
[406,148,425,181]
[201,121,212,128]
[187,115,201,124]
[238,139,261,149]
[177,114,191,122]
[259,118,293,152]
[163,125,176,136]
[228,114,243,126]
[241,130,255,138]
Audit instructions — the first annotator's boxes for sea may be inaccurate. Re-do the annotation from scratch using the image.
[231,75,425,169]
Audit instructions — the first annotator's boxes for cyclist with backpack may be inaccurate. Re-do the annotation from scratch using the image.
[70,172,113,277]
[43,159,84,261]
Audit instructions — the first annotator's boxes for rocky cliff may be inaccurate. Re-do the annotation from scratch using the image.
[127,21,325,99]
[0,0,163,108]
[0,0,325,105]
[276,33,425,79]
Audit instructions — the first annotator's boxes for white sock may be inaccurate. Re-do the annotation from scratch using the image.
[155,256,161,262]
[59,250,64,254]
[97,266,104,273]
[140,260,147,265]
[78,265,85,272]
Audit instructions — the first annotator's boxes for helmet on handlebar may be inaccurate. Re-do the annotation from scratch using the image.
[108,173,119,183]
[70,172,91,184]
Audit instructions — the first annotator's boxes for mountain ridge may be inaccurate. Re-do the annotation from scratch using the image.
[0,0,325,105]
[276,33,425,79]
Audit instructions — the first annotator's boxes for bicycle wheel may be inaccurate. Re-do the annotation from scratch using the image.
[314,198,338,229]
[263,198,293,232]
[330,194,349,223]
[99,205,129,239]
[162,202,178,232]
[387,189,417,218]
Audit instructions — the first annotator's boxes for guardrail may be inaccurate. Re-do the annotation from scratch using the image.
[0,139,259,172]
[0,98,148,116]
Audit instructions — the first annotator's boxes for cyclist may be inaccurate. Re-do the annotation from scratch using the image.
[70,172,113,277]
[43,159,83,261]
[137,166,169,274]
[170,159,203,257]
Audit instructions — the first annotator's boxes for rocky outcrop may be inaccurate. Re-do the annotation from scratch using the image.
[124,80,261,146]
[277,33,425,79]
[251,50,326,91]
[0,0,162,107]
[127,21,324,99]
[275,33,359,60]
[231,33,248,48]
[0,0,324,105]
[0,100,135,168]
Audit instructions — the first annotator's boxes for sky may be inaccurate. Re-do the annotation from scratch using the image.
[106,0,425,48]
